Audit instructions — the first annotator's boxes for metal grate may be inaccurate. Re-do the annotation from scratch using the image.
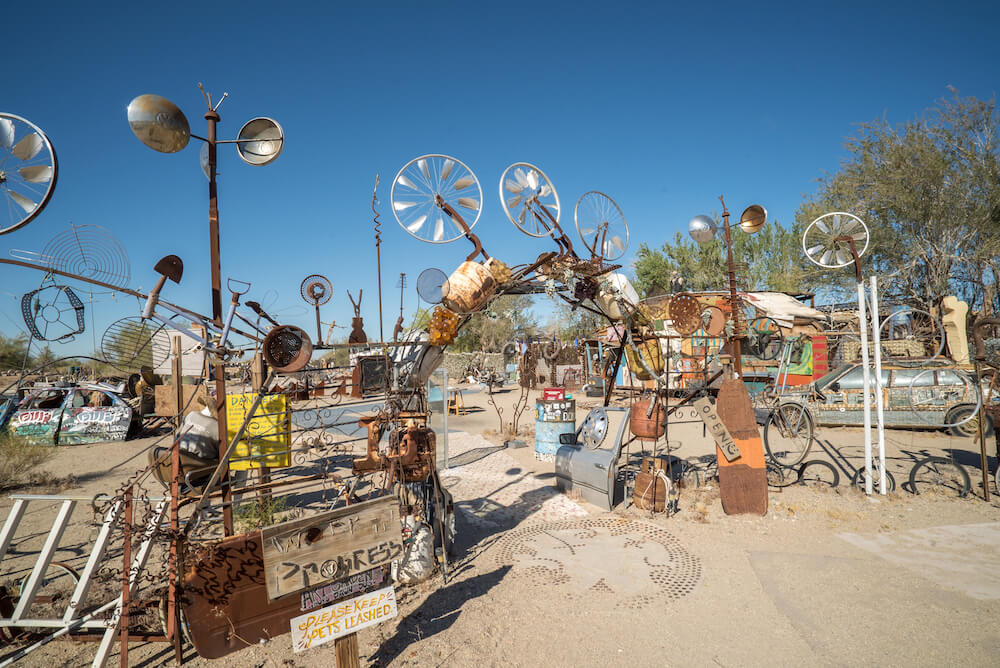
[492,517,701,609]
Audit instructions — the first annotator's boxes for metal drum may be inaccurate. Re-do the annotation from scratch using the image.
[535,398,575,462]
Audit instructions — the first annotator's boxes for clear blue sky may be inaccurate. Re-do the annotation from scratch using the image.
[2,0,997,357]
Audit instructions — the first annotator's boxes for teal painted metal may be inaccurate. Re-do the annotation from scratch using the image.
[535,399,575,459]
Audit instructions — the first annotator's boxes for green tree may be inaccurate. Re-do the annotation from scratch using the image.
[0,334,30,371]
[450,295,538,352]
[633,218,807,298]
[796,91,1000,313]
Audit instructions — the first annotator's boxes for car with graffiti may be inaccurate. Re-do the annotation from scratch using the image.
[766,362,992,438]
[6,384,138,445]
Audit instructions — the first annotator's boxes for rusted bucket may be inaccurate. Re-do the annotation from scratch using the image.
[442,261,496,314]
[633,456,675,511]
[630,398,665,440]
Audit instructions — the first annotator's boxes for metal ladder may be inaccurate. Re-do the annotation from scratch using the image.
[0,494,166,667]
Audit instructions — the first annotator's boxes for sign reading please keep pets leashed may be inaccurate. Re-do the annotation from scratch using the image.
[290,585,398,652]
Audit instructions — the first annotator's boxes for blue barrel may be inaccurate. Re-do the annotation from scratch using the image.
[535,399,576,461]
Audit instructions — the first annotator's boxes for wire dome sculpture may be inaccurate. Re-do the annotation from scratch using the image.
[300,274,332,306]
[27,224,131,288]
[0,113,59,236]
[101,316,171,371]
[416,267,450,305]
[20,284,85,341]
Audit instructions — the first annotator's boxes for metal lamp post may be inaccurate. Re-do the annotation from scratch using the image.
[127,87,284,535]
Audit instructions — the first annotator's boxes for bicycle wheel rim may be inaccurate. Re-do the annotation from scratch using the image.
[908,456,970,497]
[764,404,812,468]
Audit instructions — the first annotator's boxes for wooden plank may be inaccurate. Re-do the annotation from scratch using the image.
[714,379,768,516]
[154,384,207,417]
[261,496,401,600]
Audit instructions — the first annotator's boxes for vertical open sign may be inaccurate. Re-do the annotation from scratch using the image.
[693,397,742,462]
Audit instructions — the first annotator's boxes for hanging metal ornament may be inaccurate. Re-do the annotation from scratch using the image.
[20,284,85,341]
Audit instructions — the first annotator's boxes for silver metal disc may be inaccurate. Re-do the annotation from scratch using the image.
[236,117,284,166]
[581,407,609,450]
[126,94,190,154]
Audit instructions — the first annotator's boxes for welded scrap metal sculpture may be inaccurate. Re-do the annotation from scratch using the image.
[0,113,58,236]
[21,284,85,342]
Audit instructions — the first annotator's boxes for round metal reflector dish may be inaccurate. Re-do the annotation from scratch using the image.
[127,94,190,153]
[739,204,767,234]
[236,117,284,166]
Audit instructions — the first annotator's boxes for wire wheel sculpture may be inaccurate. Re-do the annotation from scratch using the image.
[802,212,869,268]
[300,274,332,306]
[878,308,944,365]
[499,162,560,237]
[101,317,171,371]
[390,154,482,243]
[0,113,58,235]
[40,224,131,287]
[20,285,85,342]
[575,191,628,261]
[745,317,784,361]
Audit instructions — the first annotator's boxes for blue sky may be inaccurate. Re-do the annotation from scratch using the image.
[2,0,997,357]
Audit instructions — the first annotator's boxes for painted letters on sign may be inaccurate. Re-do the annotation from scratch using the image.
[693,398,742,462]
[261,495,401,600]
[290,585,397,652]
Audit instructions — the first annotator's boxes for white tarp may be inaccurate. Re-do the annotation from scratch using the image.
[742,292,824,328]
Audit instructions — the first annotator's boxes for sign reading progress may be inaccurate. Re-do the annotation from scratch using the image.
[693,398,742,462]
[261,495,401,600]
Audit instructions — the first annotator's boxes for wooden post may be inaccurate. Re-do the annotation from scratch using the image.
[251,351,265,393]
[250,352,271,499]
[334,633,360,668]
[172,335,184,428]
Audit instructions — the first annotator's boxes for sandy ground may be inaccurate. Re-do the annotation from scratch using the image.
[2,383,1000,667]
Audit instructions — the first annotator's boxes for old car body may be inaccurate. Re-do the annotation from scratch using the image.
[7,385,136,444]
[774,362,990,436]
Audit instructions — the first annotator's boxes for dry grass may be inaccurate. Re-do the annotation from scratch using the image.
[0,432,54,490]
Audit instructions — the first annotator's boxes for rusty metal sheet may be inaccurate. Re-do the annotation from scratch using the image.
[260,495,401,600]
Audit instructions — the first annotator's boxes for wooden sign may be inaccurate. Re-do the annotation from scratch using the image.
[694,397,741,462]
[300,567,383,611]
[261,496,401,600]
[290,585,398,653]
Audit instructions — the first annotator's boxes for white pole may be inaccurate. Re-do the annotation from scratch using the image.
[857,281,873,495]
[870,276,887,494]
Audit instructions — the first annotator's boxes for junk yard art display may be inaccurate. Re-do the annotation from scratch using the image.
[0,87,996,668]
